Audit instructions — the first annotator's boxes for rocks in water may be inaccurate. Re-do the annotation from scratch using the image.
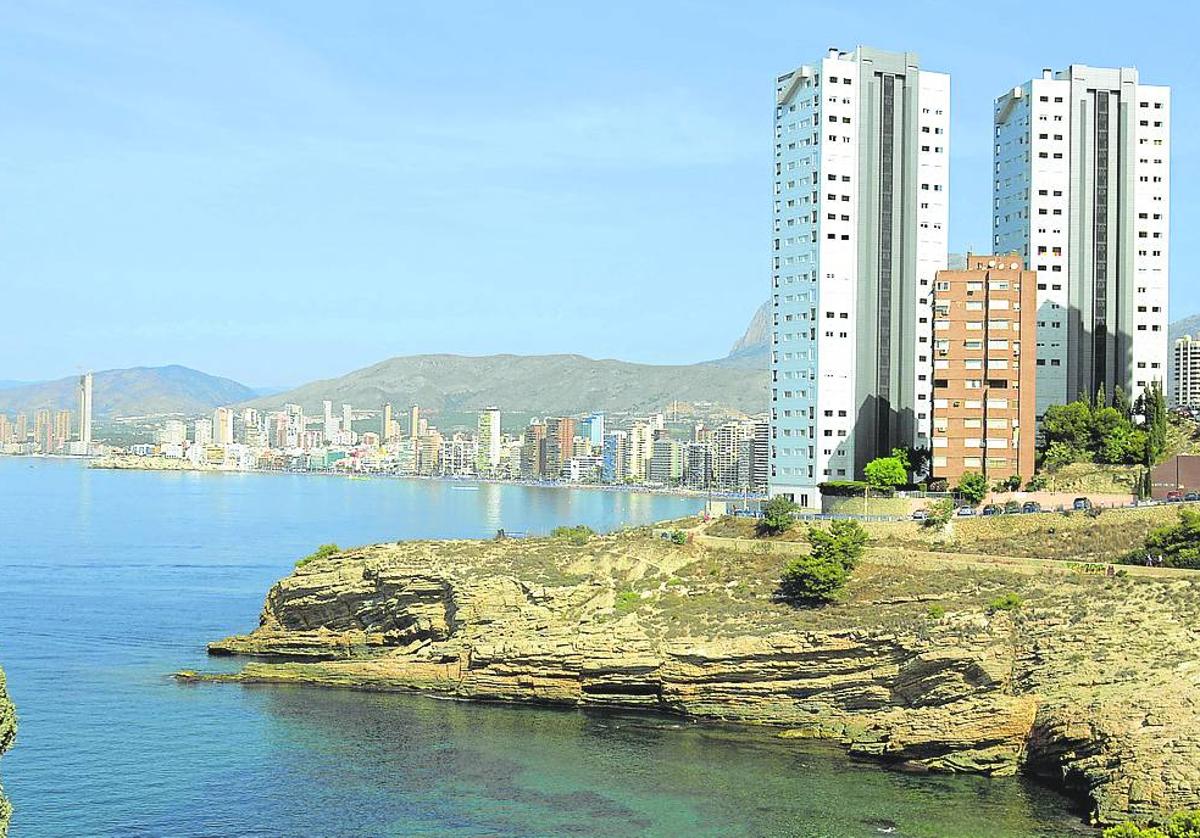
[203,532,1200,825]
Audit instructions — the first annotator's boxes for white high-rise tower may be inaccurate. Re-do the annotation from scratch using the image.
[77,372,93,447]
[768,47,950,507]
[994,65,1169,415]
[476,407,501,475]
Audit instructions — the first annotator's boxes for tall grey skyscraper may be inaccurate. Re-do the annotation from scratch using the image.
[994,65,1170,415]
[77,372,93,447]
[768,47,949,507]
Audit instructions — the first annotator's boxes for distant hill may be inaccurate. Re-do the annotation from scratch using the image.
[1170,315,1200,344]
[707,301,770,370]
[0,365,256,418]
[243,354,768,417]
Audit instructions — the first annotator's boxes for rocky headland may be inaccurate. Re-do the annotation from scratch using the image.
[198,514,1200,827]
[0,666,15,837]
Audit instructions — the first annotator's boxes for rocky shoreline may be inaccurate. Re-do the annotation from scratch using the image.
[0,666,15,837]
[194,523,1200,826]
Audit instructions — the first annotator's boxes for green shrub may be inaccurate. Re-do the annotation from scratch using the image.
[817,480,870,497]
[926,604,946,620]
[779,554,850,603]
[956,472,989,505]
[295,543,340,568]
[864,455,907,490]
[1024,474,1048,491]
[1041,384,1166,468]
[613,590,641,615]
[1104,824,1165,838]
[551,524,596,546]
[778,520,868,604]
[1103,809,1200,837]
[669,530,688,545]
[1126,508,1200,569]
[758,495,800,536]
[923,498,955,528]
[987,593,1023,614]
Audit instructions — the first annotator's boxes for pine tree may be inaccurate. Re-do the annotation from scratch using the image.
[1114,385,1131,420]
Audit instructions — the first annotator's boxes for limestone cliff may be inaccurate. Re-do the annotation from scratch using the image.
[202,527,1200,826]
[0,666,15,838]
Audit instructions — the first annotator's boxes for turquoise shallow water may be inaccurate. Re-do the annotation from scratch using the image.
[0,457,1090,837]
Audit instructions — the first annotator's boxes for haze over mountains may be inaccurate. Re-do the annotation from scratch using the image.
[244,353,768,418]
[0,366,256,418]
[5,305,1193,420]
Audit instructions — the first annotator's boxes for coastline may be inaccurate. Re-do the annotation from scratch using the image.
[190,514,1200,826]
[0,666,14,838]
[81,453,757,502]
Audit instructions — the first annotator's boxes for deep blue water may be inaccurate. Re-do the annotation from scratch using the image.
[0,457,1089,837]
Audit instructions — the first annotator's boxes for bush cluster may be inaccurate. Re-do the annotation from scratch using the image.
[551,525,596,546]
[758,495,800,536]
[295,543,340,568]
[986,592,1023,614]
[955,472,989,505]
[1041,382,1167,467]
[1103,810,1200,837]
[778,520,869,604]
[816,480,871,497]
[1125,508,1200,569]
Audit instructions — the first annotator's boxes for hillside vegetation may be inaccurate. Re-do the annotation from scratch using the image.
[243,353,768,416]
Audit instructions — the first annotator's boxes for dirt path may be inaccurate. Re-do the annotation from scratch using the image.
[691,528,1192,580]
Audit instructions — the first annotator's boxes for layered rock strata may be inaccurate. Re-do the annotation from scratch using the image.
[202,532,1200,825]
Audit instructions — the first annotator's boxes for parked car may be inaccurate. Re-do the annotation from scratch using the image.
[1166,490,1184,503]
[981,504,1003,516]
[1072,497,1093,511]
[1185,492,1200,502]
[956,505,977,517]
[1021,501,1042,514]
[911,509,930,521]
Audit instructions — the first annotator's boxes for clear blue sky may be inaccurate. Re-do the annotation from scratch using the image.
[1,0,1194,386]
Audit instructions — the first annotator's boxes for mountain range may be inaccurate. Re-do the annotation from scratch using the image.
[0,366,257,419]
[243,352,767,417]
[5,305,1193,421]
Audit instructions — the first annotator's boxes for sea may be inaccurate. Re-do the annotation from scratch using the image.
[0,457,1090,837]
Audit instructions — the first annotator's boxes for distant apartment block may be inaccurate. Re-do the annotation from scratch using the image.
[1173,336,1200,409]
[648,439,684,485]
[543,417,576,479]
[930,254,1037,483]
[522,421,547,478]
[769,46,950,507]
[994,65,1169,416]
[476,407,501,475]
[601,430,627,483]
[213,407,235,445]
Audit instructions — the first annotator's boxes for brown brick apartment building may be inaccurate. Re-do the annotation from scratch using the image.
[931,254,1037,484]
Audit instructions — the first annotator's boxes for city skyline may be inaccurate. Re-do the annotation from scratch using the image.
[768,50,1174,504]
[1,1,1194,385]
